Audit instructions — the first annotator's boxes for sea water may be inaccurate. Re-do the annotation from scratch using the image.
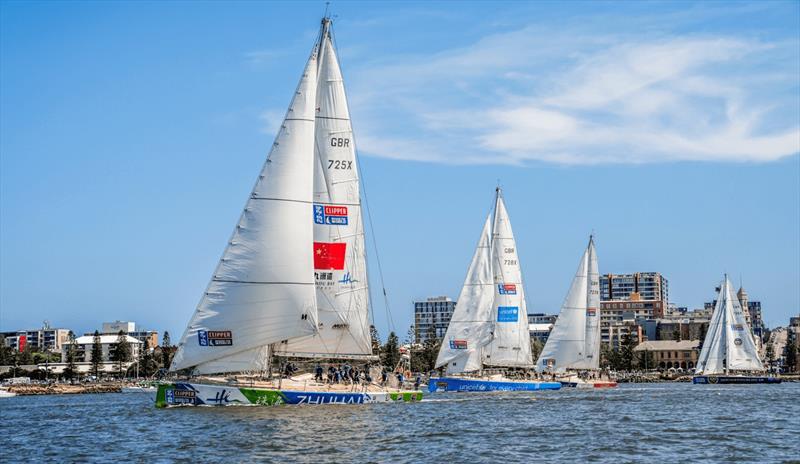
[1,382,798,463]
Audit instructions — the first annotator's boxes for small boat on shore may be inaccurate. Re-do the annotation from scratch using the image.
[157,16,422,407]
[122,384,157,393]
[534,237,617,388]
[429,189,560,393]
[693,275,781,385]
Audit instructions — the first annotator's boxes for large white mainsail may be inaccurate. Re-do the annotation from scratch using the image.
[278,19,373,359]
[696,276,763,374]
[435,214,496,374]
[170,47,320,373]
[484,190,534,368]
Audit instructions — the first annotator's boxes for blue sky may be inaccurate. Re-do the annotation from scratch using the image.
[1,1,798,340]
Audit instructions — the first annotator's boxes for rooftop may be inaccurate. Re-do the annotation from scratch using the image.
[634,340,700,351]
[68,335,142,345]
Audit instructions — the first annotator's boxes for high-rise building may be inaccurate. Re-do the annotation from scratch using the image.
[413,296,456,343]
[2,323,71,353]
[600,272,669,303]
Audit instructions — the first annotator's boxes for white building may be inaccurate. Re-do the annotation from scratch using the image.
[61,334,142,363]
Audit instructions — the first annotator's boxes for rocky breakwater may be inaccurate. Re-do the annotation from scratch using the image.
[8,383,122,395]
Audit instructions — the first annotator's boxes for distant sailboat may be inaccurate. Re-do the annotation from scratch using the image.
[535,237,616,388]
[693,275,781,385]
[428,188,561,393]
[156,17,422,407]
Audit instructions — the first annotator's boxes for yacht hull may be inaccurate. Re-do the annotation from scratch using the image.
[155,382,423,407]
[692,376,782,384]
[427,377,561,393]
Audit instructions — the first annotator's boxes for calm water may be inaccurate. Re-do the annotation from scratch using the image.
[1,383,798,463]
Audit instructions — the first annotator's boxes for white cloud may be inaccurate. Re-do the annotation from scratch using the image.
[343,24,800,165]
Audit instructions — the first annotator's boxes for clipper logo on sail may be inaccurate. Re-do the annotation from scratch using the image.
[313,204,348,226]
[498,283,517,295]
[449,339,468,350]
[198,330,233,347]
[497,306,519,322]
[314,242,347,270]
[587,307,597,316]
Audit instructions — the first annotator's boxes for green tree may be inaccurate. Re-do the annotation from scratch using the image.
[619,331,637,371]
[0,345,13,365]
[161,331,174,369]
[63,331,78,380]
[112,330,132,377]
[636,349,655,371]
[672,328,682,342]
[381,331,400,370]
[90,330,103,378]
[783,343,797,373]
[531,338,544,364]
[17,345,33,365]
[370,325,381,356]
[416,325,440,373]
[765,343,775,368]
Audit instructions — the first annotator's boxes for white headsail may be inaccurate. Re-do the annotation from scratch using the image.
[435,213,495,374]
[484,191,534,368]
[696,276,763,374]
[583,237,601,368]
[535,236,600,373]
[170,47,320,374]
[279,19,373,359]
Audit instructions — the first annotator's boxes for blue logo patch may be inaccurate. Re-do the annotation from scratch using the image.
[198,330,209,346]
[314,204,349,225]
[497,306,519,322]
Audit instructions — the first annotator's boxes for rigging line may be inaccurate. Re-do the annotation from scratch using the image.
[329,22,393,334]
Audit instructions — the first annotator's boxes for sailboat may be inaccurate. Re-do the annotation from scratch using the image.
[428,189,561,393]
[155,17,422,407]
[693,275,781,385]
[534,237,616,388]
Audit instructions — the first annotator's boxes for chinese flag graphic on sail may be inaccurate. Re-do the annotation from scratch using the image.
[313,242,346,270]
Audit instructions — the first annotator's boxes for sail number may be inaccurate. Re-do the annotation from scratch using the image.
[327,160,353,170]
[504,259,517,265]
[330,137,350,148]
[504,247,515,254]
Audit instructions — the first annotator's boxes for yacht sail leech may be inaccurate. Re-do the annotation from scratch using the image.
[158,18,423,407]
[693,276,779,385]
[429,189,560,393]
